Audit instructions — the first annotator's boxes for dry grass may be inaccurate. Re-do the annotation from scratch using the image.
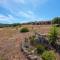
[0,25,60,60]
[22,25,51,34]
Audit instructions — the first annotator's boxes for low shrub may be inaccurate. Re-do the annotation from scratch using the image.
[36,45,45,55]
[20,27,29,33]
[42,51,56,60]
[48,26,58,46]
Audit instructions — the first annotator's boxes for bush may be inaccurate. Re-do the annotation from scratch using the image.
[42,51,56,60]
[36,45,45,55]
[48,26,58,46]
[20,27,29,33]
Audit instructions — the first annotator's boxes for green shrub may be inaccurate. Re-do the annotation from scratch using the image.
[20,27,29,33]
[42,51,56,60]
[48,26,58,45]
[36,45,45,55]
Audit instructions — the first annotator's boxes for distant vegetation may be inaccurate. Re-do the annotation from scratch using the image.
[52,17,60,24]
[0,23,21,28]
[52,17,60,27]
[0,17,60,28]
[22,21,51,25]
[20,27,29,33]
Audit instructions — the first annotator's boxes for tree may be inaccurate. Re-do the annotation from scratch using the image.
[52,17,60,24]
[42,51,56,60]
[48,26,58,46]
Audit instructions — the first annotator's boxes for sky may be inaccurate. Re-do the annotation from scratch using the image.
[0,0,60,23]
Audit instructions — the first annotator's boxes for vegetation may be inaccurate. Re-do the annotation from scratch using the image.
[42,51,56,60]
[48,26,58,46]
[56,27,60,35]
[20,27,29,33]
[0,23,21,28]
[52,17,60,25]
[36,45,45,55]
[0,56,4,60]
[11,23,21,27]
[29,35,36,45]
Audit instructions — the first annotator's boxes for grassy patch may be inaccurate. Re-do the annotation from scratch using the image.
[42,51,56,60]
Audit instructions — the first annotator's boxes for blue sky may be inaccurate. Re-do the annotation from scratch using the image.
[0,0,60,23]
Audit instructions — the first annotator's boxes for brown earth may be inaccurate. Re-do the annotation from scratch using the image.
[0,25,60,60]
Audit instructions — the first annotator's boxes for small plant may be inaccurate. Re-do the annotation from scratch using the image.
[48,26,58,46]
[25,37,28,42]
[24,38,29,48]
[20,27,29,33]
[42,51,56,60]
[36,45,45,55]
[29,35,36,45]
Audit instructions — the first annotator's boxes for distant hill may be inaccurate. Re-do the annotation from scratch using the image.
[0,21,51,28]
[22,21,51,25]
[0,23,21,28]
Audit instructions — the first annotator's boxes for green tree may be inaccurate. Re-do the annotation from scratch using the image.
[52,17,60,24]
[48,26,58,45]
[42,51,56,60]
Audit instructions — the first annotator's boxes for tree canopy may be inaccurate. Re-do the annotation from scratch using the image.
[52,17,60,24]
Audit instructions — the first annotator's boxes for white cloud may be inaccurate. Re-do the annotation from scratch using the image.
[18,10,36,19]
[0,15,13,20]
[0,14,16,23]
[0,0,48,14]
[0,0,49,23]
[17,10,46,23]
[18,10,49,22]
[0,15,8,20]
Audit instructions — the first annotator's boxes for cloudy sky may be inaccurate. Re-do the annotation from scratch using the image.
[0,0,60,23]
